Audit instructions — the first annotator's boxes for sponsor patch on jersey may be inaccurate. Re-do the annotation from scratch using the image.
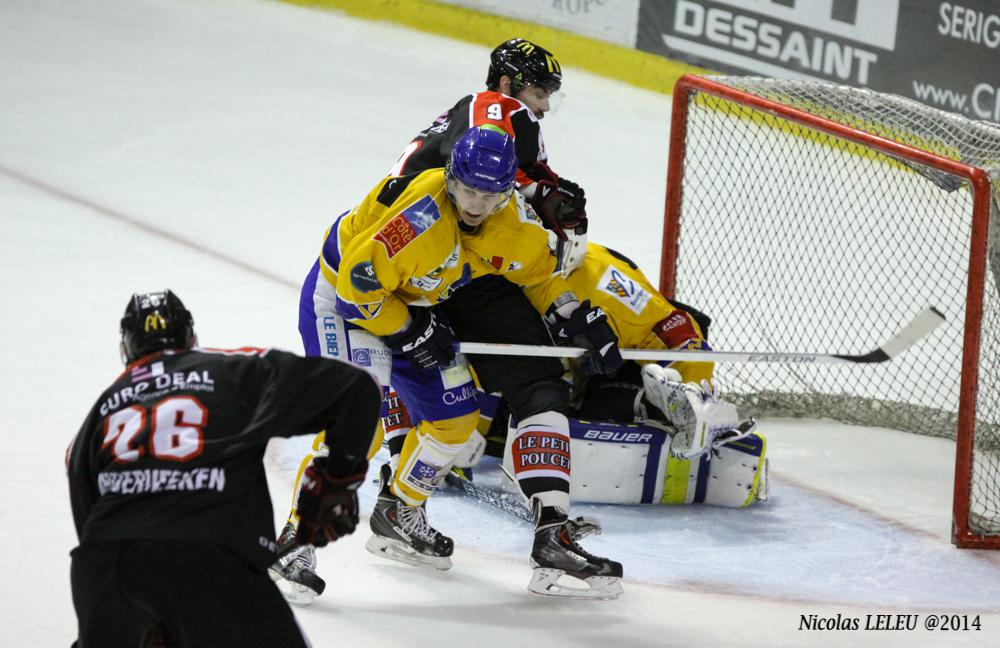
[374,195,441,257]
[350,348,372,367]
[439,357,473,390]
[409,274,443,291]
[482,255,522,273]
[374,216,416,258]
[653,311,700,349]
[439,263,473,301]
[130,361,164,382]
[335,296,385,321]
[349,262,381,293]
[598,266,651,315]
[518,196,543,225]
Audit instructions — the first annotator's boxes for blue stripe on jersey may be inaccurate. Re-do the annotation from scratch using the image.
[335,296,384,321]
[299,260,322,357]
[321,211,350,271]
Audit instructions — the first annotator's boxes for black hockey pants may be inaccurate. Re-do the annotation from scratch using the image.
[70,539,309,648]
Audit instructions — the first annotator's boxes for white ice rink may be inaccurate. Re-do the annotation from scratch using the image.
[2,1,999,646]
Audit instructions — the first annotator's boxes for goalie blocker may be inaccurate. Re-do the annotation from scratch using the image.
[498,417,768,507]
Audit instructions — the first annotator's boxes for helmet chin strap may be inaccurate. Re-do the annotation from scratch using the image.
[457,219,480,234]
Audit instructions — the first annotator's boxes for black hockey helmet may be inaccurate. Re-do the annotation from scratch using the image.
[486,38,562,95]
[120,290,196,362]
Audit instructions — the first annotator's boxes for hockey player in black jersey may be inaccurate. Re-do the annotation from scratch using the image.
[390,37,588,270]
[67,290,381,647]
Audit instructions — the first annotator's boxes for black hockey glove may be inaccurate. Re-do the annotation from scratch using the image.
[295,455,368,548]
[382,306,455,370]
[549,300,623,376]
[526,162,587,239]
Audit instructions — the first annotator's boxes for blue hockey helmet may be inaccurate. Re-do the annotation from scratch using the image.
[448,127,517,194]
[120,290,196,362]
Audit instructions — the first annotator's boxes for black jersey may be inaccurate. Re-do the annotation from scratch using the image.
[67,347,379,568]
[392,91,547,187]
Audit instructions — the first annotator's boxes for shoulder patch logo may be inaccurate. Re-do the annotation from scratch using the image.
[598,266,651,315]
[375,195,441,258]
[653,312,700,349]
[349,262,381,293]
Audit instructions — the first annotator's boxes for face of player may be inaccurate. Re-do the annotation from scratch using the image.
[515,84,563,119]
[446,175,513,227]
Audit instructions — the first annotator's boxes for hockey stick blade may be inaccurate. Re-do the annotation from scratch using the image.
[443,471,533,523]
[458,306,945,365]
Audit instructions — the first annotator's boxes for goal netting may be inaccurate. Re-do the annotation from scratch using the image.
[661,75,1000,548]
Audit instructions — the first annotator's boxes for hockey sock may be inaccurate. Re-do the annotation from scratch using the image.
[510,411,571,510]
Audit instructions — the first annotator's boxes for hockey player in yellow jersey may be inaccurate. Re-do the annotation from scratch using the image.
[564,243,713,383]
[460,243,767,513]
[271,127,625,603]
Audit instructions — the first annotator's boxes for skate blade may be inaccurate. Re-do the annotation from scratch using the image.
[365,535,453,571]
[268,568,319,607]
[527,568,623,600]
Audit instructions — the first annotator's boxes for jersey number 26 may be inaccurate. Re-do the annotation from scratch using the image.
[102,396,207,463]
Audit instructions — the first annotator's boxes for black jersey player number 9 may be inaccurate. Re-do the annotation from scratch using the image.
[102,396,207,463]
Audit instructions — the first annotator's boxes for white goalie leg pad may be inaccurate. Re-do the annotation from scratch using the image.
[662,431,769,507]
[566,419,670,504]
[503,416,671,505]
[703,432,769,507]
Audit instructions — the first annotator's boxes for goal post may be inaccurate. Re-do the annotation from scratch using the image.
[661,74,1000,549]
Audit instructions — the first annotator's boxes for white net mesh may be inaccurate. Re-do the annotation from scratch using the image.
[669,76,1000,540]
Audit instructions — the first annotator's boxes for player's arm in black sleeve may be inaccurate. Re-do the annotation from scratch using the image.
[66,404,103,540]
[510,110,544,172]
[257,351,382,547]
[258,350,382,458]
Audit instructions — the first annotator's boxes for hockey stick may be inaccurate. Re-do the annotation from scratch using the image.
[459,306,945,365]
[443,470,533,523]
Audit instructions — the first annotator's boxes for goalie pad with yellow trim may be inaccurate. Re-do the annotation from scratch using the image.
[502,418,768,507]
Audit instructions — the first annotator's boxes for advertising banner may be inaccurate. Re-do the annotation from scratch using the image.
[637,0,1000,123]
[436,0,641,47]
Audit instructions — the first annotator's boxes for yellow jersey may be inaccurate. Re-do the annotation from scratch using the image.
[321,169,574,336]
[562,243,714,383]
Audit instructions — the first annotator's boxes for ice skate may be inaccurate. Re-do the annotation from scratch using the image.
[528,503,623,600]
[268,522,326,606]
[365,463,454,570]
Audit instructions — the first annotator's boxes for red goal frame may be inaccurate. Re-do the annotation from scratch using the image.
[659,74,995,549]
